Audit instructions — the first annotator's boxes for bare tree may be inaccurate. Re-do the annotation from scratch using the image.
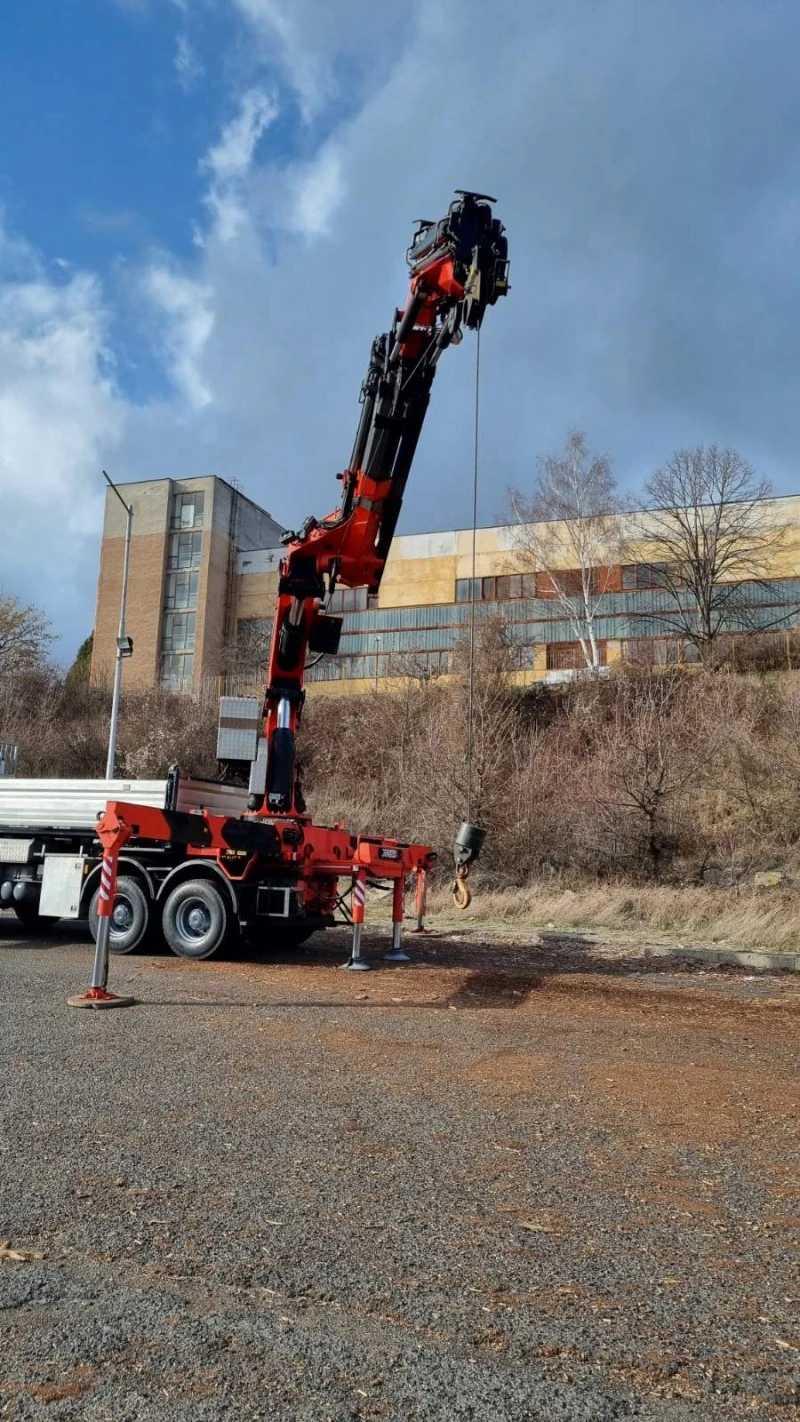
[228,616,273,688]
[589,670,711,876]
[0,591,53,676]
[636,446,788,669]
[506,432,621,672]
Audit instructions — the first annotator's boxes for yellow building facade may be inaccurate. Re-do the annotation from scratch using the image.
[91,479,800,698]
[231,495,800,697]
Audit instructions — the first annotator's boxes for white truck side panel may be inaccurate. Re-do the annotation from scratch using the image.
[0,777,249,832]
[0,779,169,830]
[40,856,86,917]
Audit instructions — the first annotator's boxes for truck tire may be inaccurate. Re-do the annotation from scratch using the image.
[88,876,150,955]
[161,879,232,960]
[12,900,58,930]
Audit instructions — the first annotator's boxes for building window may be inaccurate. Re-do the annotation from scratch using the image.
[536,568,612,598]
[621,562,672,590]
[546,641,607,671]
[167,531,203,570]
[455,574,535,603]
[164,569,200,610]
[161,611,196,652]
[622,637,699,666]
[170,491,205,530]
[161,652,194,691]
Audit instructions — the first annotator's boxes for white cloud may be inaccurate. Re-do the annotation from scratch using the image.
[174,31,203,91]
[204,89,278,185]
[0,225,124,647]
[231,0,412,122]
[141,266,215,410]
[232,0,331,121]
[288,144,345,237]
[201,88,278,242]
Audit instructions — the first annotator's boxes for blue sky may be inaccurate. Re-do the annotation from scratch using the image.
[2,0,800,658]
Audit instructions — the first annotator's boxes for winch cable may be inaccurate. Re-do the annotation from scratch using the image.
[466,323,481,825]
[454,325,481,911]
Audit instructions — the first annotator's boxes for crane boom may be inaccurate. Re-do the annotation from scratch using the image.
[255,191,509,815]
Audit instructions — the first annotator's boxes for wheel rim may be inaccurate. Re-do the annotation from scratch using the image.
[111,898,134,934]
[176,898,212,943]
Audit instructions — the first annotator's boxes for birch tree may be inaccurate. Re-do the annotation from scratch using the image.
[506,432,621,672]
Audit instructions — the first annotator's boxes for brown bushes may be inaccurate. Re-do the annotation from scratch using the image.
[4,628,800,890]
[0,672,219,781]
[301,655,800,886]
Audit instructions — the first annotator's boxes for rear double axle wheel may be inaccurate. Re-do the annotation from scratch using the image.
[161,879,234,960]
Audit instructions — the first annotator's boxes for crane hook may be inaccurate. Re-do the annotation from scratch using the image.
[452,864,472,911]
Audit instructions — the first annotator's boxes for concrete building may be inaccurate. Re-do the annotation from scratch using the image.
[90,477,285,692]
[91,479,800,697]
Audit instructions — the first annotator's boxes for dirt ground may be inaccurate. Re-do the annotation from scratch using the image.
[1,918,799,1420]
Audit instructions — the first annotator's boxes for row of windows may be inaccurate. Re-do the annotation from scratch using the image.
[306,644,537,683]
[307,650,458,683]
[545,637,706,671]
[455,574,537,603]
[455,564,678,603]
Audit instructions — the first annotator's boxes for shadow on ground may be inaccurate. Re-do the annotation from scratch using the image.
[3,912,772,1019]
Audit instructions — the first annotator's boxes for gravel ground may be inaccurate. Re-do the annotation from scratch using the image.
[1,917,799,1420]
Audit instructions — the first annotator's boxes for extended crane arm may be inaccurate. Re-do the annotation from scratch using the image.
[257,191,509,815]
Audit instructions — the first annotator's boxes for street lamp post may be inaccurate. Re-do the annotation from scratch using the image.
[103,471,134,780]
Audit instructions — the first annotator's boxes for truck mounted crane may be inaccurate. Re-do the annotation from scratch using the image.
[0,193,509,981]
[253,189,509,821]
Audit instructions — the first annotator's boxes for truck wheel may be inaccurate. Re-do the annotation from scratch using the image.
[12,900,58,930]
[161,880,232,960]
[89,876,150,955]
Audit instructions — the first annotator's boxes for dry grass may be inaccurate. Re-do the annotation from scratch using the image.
[427,880,800,951]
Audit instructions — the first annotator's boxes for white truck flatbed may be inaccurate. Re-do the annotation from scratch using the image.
[0,773,248,832]
[0,771,252,936]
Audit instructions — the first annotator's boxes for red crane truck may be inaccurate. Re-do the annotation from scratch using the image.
[0,192,509,967]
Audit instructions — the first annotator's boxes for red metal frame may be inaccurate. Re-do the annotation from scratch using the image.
[95,800,435,914]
